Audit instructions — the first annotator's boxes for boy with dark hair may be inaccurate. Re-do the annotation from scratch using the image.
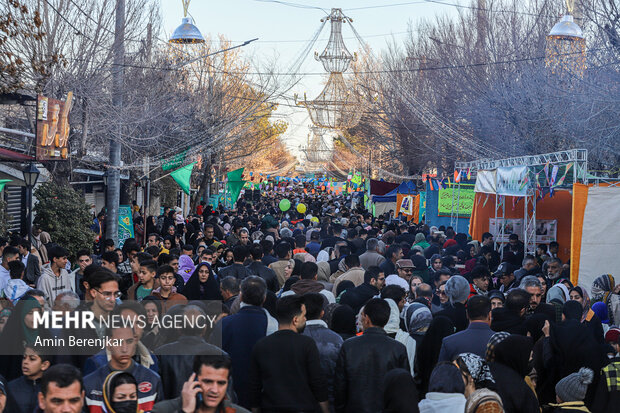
[36,246,74,307]
[9,345,51,413]
[152,264,187,313]
[100,251,119,274]
[128,259,159,301]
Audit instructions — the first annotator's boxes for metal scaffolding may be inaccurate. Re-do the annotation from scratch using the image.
[453,149,588,255]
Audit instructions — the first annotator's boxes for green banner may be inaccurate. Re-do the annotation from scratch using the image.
[171,162,196,195]
[438,188,475,217]
[162,149,189,171]
[118,205,134,249]
[419,191,426,222]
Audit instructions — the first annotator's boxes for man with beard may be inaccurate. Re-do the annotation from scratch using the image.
[249,295,329,413]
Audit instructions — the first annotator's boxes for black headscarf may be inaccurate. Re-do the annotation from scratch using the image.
[382,368,420,413]
[146,216,157,236]
[493,335,534,378]
[182,262,221,301]
[414,315,455,396]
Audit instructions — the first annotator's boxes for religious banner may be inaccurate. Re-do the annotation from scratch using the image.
[162,149,189,171]
[419,192,426,223]
[36,93,73,160]
[398,195,414,216]
[474,170,497,194]
[437,188,475,217]
[496,166,529,197]
[170,162,196,195]
[118,205,134,248]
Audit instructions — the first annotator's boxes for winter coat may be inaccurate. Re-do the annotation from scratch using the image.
[303,320,343,406]
[152,397,250,413]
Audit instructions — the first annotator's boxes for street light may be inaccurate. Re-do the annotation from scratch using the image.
[22,163,40,239]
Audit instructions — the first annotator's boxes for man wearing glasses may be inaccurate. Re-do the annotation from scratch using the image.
[62,269,121,369]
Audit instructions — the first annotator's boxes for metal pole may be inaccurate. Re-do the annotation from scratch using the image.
[26,186,33,239]
[106,0,125,245]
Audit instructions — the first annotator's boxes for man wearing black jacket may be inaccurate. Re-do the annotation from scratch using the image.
[339,266,385,315]
[249,295,329,413]
[246,244,279,292]
[334,298,409,413]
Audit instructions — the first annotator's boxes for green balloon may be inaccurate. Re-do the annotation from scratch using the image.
[279,199,291,211]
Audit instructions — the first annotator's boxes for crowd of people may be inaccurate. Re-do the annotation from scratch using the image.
[0,188,618,413]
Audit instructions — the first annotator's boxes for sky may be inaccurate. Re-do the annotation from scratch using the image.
[160,0,460,156]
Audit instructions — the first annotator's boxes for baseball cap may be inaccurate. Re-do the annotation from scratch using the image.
[494,262,514,277]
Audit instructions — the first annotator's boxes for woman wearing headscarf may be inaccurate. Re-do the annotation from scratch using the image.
[181,263,221,301]
[384,299,422,375]
[455,353,497,396]
[382,368,419,413]
[485,331,510,362]
[415,316,455,396]
[570,286,604,344]
[102,370,142,413]
[591,273,620,326]
[489,335,539,413]
[413,233,430,251]
[0,296,53,381]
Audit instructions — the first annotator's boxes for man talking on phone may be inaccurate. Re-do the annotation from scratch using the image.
[152,354,249,413]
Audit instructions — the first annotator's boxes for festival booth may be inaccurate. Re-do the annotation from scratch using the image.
[424,181,473,235]
[462,150,589,264]
[570,181,620,293]
[372,188,398,217]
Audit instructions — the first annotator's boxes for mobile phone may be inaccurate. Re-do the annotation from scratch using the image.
[195,379,203,406]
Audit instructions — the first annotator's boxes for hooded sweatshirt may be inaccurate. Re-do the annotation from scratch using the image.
[36,266,75,307]
[1,278,31,303]
[418,392,467,413]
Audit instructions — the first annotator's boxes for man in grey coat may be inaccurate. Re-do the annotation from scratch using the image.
[359,238,386,270]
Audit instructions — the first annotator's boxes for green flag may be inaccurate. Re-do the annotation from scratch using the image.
[227,180,245,208]
[0,179,12,192]
[170,162,196,195]
[227,167,244,181]
[162,149,189,171]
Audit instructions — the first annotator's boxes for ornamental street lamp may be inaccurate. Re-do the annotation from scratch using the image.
[22,163,40,239]
[169,0,205,44]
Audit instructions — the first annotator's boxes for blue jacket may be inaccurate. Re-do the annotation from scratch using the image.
[210,305,269,409]
[438,321,495,362]
[8,375,39,413]
[84,361,163,413]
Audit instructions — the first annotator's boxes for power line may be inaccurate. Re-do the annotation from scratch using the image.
[252,0,329,14]
[42,0,95,42]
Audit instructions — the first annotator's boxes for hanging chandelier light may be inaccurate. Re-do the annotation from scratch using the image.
[169,0,205,44]
[298,8,362,130]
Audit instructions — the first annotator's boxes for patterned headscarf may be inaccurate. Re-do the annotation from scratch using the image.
[456,353,495,387]
[405,302,432,338]
[591,274,615,303]
[485,331,510,362]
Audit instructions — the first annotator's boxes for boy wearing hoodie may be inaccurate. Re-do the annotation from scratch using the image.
[1,261,31,303]
[8,345,51,413]
[36,246,75,307]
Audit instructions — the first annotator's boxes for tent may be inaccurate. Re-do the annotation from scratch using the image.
[425,186,471,234]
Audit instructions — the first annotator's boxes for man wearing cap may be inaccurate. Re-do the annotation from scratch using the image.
[495,262,518,294]
[384,259,413,291]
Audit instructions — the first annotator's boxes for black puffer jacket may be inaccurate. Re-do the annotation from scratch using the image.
[491,307,528,335]
[334,327,409,413]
